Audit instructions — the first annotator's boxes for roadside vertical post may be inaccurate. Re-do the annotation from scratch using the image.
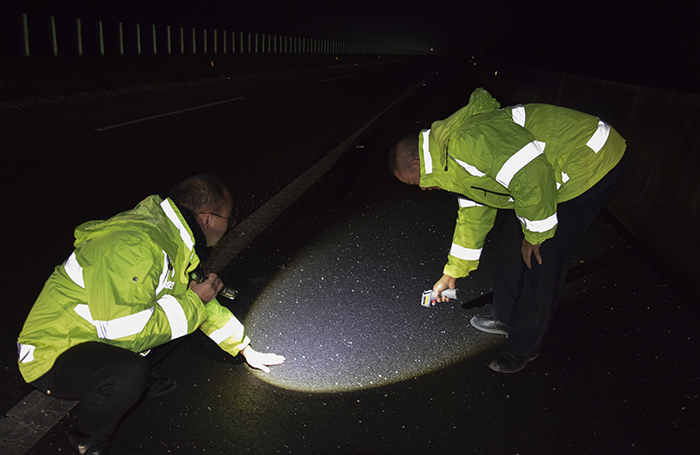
[22,13,30,57]
[118,22,124,55]
[50,16,58,56]
[167,25,171,54]
[98,20,105,56]
[152,24,157,54]
[76,18,83,56]
[192,28,196,54]
[136,23,141,55]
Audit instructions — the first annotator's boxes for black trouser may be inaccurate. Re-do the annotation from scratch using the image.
[30,338,185,449]
[490,155,629,358]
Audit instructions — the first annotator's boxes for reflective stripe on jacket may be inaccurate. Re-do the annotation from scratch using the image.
[419,88,626,278]
[17,195,250,383]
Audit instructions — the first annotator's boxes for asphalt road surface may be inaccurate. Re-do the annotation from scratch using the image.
[2,57,698,454]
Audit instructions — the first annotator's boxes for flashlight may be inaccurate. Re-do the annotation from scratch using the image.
[421,288,457,307]
[189,269,238,300]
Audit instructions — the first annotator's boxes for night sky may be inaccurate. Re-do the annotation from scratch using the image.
[10,0,700,91]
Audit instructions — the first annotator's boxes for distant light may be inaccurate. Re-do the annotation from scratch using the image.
[211,61,214,66]
[494,70,497,76]
[430,48,434,52]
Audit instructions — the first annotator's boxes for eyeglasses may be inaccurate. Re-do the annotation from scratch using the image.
[199,212,237,229]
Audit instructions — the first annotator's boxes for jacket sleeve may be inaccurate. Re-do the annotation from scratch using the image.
[198,300,251,357]
[444,198,497,278]
[77,231,209,353]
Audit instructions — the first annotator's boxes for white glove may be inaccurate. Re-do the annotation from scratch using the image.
[241,346,286,373]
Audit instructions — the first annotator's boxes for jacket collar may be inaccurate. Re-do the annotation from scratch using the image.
[160,198,211,263]
[175,203,212,263]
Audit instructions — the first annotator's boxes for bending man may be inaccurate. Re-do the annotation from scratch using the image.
[390,88,627,374]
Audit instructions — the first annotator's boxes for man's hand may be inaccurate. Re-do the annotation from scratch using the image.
[521,239,543,269]
[241,346,286,373]
[432,274,457,304]
[189,273,223,304]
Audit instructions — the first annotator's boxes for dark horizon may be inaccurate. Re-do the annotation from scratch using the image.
[5,0,699,92]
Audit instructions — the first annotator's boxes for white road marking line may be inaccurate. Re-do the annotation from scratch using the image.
[94,97,245,131]
[322,75,353,82]
[0,390,78,455]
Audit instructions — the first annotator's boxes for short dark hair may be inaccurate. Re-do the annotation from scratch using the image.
[169,173,232,213]
[388,134,419,174]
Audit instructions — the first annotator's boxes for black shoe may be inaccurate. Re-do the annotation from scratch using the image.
[470,315,510,336]
[489,347,539,373]
[145,376,177,399]
[77,441,112,455]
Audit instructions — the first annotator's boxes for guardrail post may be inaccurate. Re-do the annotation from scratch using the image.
[214,30,218,53]
[179,27,184,54]
[98,20,105,55]
[192,28,196,54]
[223,30,226,53]
[22,13,30,56]
[50,16,58,56]
[76,18,83,56]
[136,23,141,55]
[167,25,171,54]
[118,22,124,55]
[152,24,157,54]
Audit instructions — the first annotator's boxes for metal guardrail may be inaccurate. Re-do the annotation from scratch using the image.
[16,12,423,58]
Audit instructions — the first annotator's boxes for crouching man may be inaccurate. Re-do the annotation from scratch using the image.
[17,173,285,454]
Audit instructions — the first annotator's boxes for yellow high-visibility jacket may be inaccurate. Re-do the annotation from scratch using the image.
[17,195,250,383]
[419,88,626,278]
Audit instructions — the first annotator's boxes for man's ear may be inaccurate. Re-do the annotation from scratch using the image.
[411,157,421,170]
[196,212,211,233]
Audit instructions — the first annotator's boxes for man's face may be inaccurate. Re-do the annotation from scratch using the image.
[394,167,420,186]
[201,195,234,247]
[394,158,440,191]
